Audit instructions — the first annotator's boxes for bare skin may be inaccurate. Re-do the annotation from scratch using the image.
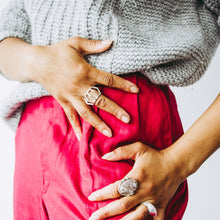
[0,37,219,220]
[0,37,139,140]
[88,94,220,220]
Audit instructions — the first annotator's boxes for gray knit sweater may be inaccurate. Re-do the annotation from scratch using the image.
[0,0,219,130]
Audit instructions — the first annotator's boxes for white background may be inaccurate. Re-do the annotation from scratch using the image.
[0,0,219,219]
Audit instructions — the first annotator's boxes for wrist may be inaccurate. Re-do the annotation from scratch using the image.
[21,44,43,82]
[0,37,42,82]
[163,144,196,183]
[163,94,220,184]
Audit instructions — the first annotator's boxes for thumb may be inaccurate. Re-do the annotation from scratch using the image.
[102,142,148,161]
[68,37,113,55]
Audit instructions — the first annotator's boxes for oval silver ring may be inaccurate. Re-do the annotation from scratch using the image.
[118,177,139,196]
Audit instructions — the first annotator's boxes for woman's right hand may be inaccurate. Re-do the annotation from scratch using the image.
[26,37,139,140]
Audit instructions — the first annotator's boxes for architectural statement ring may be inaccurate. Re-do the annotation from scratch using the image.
[84,86,101,105]
[118,177,139,196]
[142,201,157,217]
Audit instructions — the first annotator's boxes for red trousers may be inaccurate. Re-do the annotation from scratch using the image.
[14,73,188,219]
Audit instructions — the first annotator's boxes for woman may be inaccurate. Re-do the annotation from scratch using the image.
[0,0,219,219]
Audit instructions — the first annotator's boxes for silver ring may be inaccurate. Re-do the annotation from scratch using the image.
[84,86,101,105]
[142,202,157,217]
[118,177,139,196]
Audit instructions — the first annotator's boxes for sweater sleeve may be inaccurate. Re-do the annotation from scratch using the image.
[203,0,220,14]
[0,0,31,43]
[203,0,220,25]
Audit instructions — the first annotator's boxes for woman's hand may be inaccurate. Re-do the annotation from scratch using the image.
[24,37,139,140]
[88,92,220,219]
[88,142,185,220]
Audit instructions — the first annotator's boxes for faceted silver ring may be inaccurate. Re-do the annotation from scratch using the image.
[84,86,101,105]
[118,177,139,196]
[142,201,157,217]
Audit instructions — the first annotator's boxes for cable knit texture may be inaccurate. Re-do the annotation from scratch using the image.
[0,0,219,130]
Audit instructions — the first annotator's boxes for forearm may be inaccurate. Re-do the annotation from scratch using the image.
[90,94,220,219]
[0,37,34,82]
[167,93,220,181]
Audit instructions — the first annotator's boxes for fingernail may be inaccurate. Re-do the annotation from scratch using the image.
[102,152,114,160]
[130,86,139,93]
[121,115,130,123]
[102,39,113,45]
[102,129,112,137]
[89,214,100,220]
[88,193,97,201]
[76,133,81,141]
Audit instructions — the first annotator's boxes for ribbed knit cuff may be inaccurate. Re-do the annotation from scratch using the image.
[0,31,30,43]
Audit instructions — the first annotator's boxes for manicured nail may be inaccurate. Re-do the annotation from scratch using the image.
[89,214,100,220]
[130,86,139,93]
[102,129,112,137]
[121,115,130,123]
[102,39,113,45]
[102,152,114,160]
[88,193,97,201]
[76,132,81,141]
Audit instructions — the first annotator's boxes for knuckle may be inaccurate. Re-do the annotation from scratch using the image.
[104,73,114,86]
[136,142,144,150]
[95,96,106,108]
[109,190,117,198]
[116,147,125,157]
[121,147,128,160]
[76,63,89,75]
[147,182,155,193]
[113,107,121,118]
[102,212,110,219]
[88,40,97,49]
[98,209,110,219]
[90,70,99,82]
[109,186,118,198]
[107,101,120,117]
[93,121,103,130]
[119,200,133,211]
[136,168,146,181]
[63,107,75,120]
[66,113,75,121]
[138,210,148,219]
[78,108,88,119]
[69,81,80,91]
[72,36,81,46]
[124,81,131,90]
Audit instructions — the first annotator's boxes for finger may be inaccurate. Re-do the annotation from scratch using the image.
[68,37,113,55]
[73,98,112,137]
[89,196,137,220]
[90,68,139,93]
[154,208,165,220]
[63,106,82,141]
[88,165,143,201]
[95,95,130,123]
[121,204,149,220]
[88,181,121,201]
[102,142,147,161]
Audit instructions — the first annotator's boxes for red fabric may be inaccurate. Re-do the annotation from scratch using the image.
[14,73,188,220]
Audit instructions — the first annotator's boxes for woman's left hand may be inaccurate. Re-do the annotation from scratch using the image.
[88,142,185,220]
